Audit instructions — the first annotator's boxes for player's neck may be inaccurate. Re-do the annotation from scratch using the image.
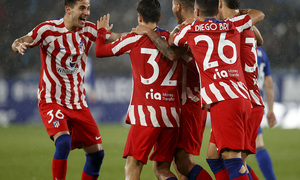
[182,11,194,22]
[139,22,157,30]
[222,7,240,19]
[63,16,78,32]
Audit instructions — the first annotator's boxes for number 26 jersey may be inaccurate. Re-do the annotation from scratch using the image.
[174,15,253,105]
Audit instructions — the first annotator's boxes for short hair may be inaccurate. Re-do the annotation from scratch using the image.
[65,0,81,8]
[137,0,161,23]
[223,0,240,9]
[175,0,194,12]
[195,0,219,17]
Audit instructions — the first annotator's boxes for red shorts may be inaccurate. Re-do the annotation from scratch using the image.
[245,105,264,154]
[39,102,102,150]
[210,98,251,154]
[123,125,179,164]
[177,103,207,155]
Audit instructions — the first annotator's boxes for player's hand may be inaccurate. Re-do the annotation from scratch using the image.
[97,13,113,31]
[131,24,152,35]
[267,111,277,128]
[15,41,36,55]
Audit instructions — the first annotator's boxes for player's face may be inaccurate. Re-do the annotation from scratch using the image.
[70,0,90,28]
[172,0,183,24]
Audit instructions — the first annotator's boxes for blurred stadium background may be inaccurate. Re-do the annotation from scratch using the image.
[0,0,299,127]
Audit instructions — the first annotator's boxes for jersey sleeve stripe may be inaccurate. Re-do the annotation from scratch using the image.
[112,35,142,54]
[174,25,190,46]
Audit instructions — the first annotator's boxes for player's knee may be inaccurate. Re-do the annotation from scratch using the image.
[54,134,71,159]
[153,161,172,177]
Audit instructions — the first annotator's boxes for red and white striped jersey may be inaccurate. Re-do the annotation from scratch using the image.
[173,15,253,105]
[28,18,98,109]
[95,27,181,128]
[240,28,264,107]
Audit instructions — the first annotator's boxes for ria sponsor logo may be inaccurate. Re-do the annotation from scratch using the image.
[213,68,228,79]
[145,89,175,101]
[146,89,161,100]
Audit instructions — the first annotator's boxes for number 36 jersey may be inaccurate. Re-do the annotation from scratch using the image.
[173,15,253,105]
[95,27,181,128]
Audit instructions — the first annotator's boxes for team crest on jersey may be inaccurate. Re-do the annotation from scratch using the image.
[53,119,60,128]
[79,41,85,53]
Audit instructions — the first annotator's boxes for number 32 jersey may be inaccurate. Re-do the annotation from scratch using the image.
[174,15,253,105]
[95,27,181,128]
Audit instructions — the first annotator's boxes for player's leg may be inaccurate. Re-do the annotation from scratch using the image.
[81,144,104,180]
[222,150,249,180]
[39,103,72,180]
[124,156,144,180]
[175,148,212,180]
[150,127,179,180]
[243,106,264,180]
[206,141,230,180]
[52,131,71,180]
[210,99,251,180]
[255,129,276,180]
[172,160,187,180]
[67,107,104,180]
[123,125,159,179]
[153,161,177,180]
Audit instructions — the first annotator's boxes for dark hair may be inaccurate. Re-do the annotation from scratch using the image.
[195,0,219,17]
[223,0,240,9]
[65,0,81,8]
[137,0,161,23]
[176,0,194,12]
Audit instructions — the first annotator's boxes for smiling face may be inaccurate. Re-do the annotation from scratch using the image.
[65,0,90,31]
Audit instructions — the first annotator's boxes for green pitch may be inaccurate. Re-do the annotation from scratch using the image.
[0,124,299,179]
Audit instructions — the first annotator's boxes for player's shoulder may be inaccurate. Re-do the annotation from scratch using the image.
[154,27,169,39]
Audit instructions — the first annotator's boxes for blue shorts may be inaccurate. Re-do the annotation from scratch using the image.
[257,126,263,135]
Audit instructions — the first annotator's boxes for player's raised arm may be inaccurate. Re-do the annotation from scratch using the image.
[11,35,36,55]
[132,24,186,61]
[240,9,265,25]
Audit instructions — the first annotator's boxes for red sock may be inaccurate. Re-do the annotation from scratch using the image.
[81,171,98,180]
[196,169,213,180]
[52,159,67,180]
[250,169,259,180]
[214,168,230,180]
[233,174,250,180]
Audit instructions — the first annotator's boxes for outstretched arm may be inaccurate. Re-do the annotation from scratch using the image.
[11,35,36,55]
[131,24,186,61]
[264,75,277,128]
